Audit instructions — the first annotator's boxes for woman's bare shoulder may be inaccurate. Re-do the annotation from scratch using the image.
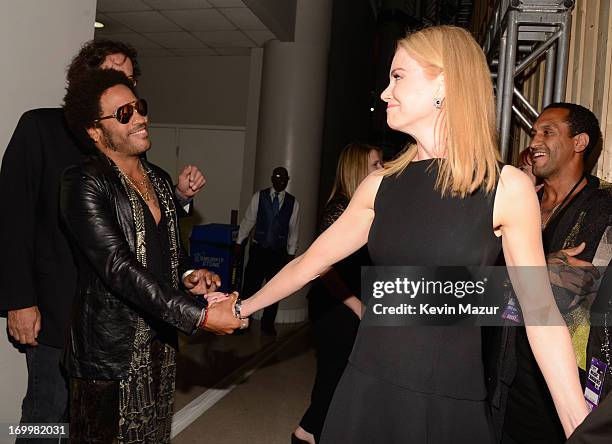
[493,164,539,231]
[497,164,536,199]
[352,170,386,209]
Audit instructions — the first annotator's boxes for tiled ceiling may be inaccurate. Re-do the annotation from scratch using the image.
[95,0,277,57]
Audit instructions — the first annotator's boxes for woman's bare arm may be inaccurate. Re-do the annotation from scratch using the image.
[241,173,383,317]
[494,165,588,437]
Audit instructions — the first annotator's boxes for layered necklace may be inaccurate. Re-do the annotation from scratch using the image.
[118,161,154,203]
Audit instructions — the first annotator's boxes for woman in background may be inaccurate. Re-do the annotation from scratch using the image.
[293,143,383,444]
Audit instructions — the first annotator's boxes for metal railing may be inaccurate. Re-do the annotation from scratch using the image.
[482,0,574,160]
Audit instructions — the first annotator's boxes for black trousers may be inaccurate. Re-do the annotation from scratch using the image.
[241,243,288,329]
[300,301,359,441]
[17,344,69,444]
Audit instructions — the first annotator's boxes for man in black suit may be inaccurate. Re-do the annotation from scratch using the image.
[0,40,206,434]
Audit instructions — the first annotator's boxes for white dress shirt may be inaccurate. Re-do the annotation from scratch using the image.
[236,189,300,255]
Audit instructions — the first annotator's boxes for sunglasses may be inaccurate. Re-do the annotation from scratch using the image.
[94,98,148,125]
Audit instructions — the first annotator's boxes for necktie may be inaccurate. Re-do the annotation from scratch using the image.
[272,192,280,215]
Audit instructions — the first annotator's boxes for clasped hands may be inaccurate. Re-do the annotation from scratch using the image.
[183,269,249,334]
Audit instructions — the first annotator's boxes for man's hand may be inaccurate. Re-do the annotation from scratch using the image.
[547,242,601,310]
[201,293,242,334]
[176,165,206,200]
[7,306,41,345]
[183,269,221,295]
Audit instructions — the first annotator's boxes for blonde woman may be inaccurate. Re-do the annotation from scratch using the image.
[239,26,588,442]
[293,143,382,444]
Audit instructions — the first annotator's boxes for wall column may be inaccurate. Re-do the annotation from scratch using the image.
[251,0,332,322]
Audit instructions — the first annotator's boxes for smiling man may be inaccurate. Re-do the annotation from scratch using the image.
[531,105,602,234]
[60,69,241,442]
[493,103,612,444]
[0,40,207,438]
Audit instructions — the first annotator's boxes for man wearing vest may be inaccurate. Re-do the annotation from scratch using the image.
[236,167,300,336]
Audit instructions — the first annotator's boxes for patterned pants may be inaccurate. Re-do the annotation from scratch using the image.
[70,339,176,443]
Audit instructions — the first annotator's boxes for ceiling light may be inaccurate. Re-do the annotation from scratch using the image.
[95,21,105,29]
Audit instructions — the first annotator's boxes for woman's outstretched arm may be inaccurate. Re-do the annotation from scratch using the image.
[495,165,589,437]
[241,173,383,317]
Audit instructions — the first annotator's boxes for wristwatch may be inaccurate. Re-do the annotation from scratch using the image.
[233,299,244,319]
[233,299,249,330]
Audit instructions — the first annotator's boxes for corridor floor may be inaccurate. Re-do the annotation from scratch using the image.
[172,322,316,444]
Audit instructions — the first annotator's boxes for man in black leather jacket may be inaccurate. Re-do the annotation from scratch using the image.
[60,69,242,442]
[0,39,206,439]
[488,103,611,443]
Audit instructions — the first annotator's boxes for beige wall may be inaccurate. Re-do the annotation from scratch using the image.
[137,56,251,127]
[136,52,258,229]
[0,0,96,424]
[565,0,612,180]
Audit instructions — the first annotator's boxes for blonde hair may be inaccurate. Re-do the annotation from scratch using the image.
[328,143,382,202]
[384,25,500,197]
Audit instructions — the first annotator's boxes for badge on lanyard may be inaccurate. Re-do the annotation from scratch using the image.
[501,296,522,324]
[584,357,608,411]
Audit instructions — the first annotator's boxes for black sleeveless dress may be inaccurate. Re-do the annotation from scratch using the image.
[320,159,502,443]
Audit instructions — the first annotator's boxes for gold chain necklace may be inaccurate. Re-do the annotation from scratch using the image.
[541,203,561,229]
[118,161,152,202]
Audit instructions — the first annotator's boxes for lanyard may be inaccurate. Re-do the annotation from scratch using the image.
[541,174,585,230]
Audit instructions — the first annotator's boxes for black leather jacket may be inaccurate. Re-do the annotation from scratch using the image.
[60,154,204,379]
